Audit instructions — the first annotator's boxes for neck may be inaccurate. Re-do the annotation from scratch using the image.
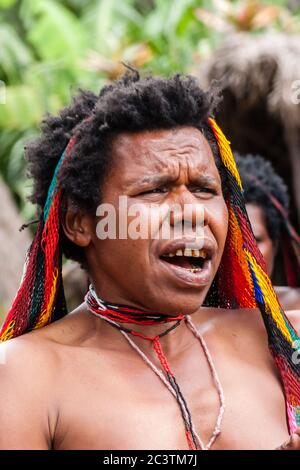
[85,284,198,358]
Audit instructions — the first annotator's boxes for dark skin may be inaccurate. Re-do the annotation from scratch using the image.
[246,203,300,310]
[72,128,228,318]
[0,127,299,450]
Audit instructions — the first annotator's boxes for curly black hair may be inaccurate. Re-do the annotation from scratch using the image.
[234,153,289,241]
[26,71,223,264]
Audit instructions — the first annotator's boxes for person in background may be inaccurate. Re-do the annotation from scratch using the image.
[235,153,300,310]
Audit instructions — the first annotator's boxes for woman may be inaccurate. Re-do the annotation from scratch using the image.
[235,153,300,310]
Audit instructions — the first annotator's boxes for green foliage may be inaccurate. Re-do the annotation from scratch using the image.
[0,0,299,218]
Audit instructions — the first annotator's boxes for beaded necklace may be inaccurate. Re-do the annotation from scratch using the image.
[85,284,225,450]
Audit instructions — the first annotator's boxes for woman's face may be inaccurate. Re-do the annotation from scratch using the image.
[246,203,277,276]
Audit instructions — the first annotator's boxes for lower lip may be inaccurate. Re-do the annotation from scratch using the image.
[159,258,213,288]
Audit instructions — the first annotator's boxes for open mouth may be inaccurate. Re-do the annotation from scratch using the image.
[158,241,215,288]
[160,248,208,273]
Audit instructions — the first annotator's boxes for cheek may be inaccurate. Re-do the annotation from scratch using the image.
[209,199,229,250]
[92,237,151,285]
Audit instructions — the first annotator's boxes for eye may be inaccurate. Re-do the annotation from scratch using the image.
[191,186,218,195]
[140,187,168,195]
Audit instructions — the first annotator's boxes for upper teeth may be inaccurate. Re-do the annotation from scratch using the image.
[164,248,207,258]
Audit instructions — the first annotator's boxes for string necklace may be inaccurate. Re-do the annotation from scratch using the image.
[85,284,225,450]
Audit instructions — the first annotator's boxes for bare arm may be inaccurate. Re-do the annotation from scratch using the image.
[0,336,55,449]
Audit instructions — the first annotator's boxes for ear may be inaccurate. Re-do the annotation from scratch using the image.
[62,200,93,247]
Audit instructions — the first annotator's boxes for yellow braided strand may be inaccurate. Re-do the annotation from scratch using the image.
[34,268,59,330]
[228,207,253,284]
[208,117,243,191]
[0,320,15,342]
[245,249,293,344]
[227,207,256,307]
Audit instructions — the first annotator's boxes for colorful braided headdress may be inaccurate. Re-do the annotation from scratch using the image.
[0,117,299,432]
[0,136,77,340]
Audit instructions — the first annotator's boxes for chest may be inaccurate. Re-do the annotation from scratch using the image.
[53,342,289,450]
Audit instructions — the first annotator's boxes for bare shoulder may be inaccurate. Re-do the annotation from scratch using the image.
[194,306,266,332]
[195,305,300,340]
[0,332,58,449]
[32,303,100,346]
[0,304,94,449]
[0,323,59,380]
[0,303,97,373]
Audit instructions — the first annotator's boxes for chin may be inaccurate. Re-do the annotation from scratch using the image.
[149,290,208,316]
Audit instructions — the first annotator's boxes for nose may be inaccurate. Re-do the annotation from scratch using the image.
[168,186,209,233]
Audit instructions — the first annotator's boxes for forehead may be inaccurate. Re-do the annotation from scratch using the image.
[109,127,219,179]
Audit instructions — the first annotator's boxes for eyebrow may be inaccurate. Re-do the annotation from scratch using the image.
[189,174,220,186]
[139,174,176,186]
[128,173,220,189]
